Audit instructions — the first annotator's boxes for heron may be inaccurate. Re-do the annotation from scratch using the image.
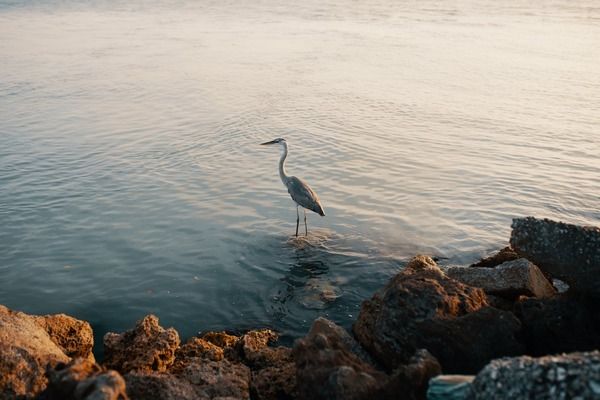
[260,138,325,237]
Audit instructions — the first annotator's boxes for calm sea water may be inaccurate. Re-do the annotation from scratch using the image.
[1,0,598,354]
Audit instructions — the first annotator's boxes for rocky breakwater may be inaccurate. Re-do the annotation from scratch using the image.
[1,216,599,399]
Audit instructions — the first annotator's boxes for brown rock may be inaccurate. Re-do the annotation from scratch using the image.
[177,358,251,399]
[445,259,556,299]
[39,357,127,400]
[381,349,441,400]
[470,246,519,268]
[34,314,95,362]
[237,329,280,367]
[293,318,388,400]
[0,305,70,399]
[514,296,600,356]
[353,255,523,374]
[201,331,240,349]
[176,337,224,362]
[251,362,296,400]
[103,315,180,374]
[125,372,199,400]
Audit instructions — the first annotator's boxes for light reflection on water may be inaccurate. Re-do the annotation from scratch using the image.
[0,0,598,355]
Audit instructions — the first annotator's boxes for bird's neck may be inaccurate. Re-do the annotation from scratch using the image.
[278,142,289,184]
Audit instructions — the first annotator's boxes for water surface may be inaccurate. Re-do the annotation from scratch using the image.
[1,0,598,353]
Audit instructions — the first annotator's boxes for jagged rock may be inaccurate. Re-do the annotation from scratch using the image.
[103,315,180,374]
[445,259,556,299]
[470,351,600,399]
[514,296,600,356]
[510,217,600,297]
[176,337,224,362]
[39,357,127,400]
[200,331,241,361]
[178,358,250,399]
[125,372,198,400]
[237,329,279,366]
[251,361,296,400]
[353,255,523,374]
[381,349,441,400]
[470,246,520,268]
[33,314,95,362]
[294,318,388,400]
[0,305,70,399]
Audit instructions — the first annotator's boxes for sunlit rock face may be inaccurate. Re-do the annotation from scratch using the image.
[353,255,523,374]
[0,305,95,399]
[511,217,600,297]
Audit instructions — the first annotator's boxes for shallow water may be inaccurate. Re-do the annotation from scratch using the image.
[1,0,599,354]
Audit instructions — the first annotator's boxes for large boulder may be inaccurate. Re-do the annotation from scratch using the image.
[0,305,71,398]
[470,351,600,399]
[38,357,127,400]
[445,259,556,299]
[514,296,600,356]
[103,315,180,374]
[510,217,600,297]
[353,256,523,374]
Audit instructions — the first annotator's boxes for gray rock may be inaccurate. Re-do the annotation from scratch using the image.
[470,351,600,400]
[510,217,600,297]
[427,375,474,400]
[445,259,556,299]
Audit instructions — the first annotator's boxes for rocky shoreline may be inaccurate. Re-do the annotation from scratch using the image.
[1,216,600,399]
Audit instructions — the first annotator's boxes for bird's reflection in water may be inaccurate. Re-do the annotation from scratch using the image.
[271,230,344,319]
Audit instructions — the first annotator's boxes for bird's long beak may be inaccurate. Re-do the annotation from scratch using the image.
[260,140,278,145]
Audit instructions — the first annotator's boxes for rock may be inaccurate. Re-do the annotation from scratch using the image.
[470,351,600,399]
[353,256,523,374]
[237,329,278,366]
[103,315,180,374]
[0,305,70,399]
[427,375,474,400]
[470,246,520,268]
[176,358,251,399]
[33,314,95,362]
[514,296,600,356]
[294,318,388,400]
[381,349,441,400]
[251,361,296,400]
[510,217,600,297]
[125,372,198,400]
[176,337,224,362]
[445,259,556,299]
[39,357,127,400]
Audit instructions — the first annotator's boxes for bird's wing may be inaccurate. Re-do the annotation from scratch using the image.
[287,176,325,216]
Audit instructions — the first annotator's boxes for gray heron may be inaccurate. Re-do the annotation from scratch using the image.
[260,138,325,237]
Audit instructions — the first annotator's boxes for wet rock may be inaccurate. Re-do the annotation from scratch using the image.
[39,358,127,400]
[294,318,388,400]
[445,259,556,299]
[33,314,95,362]
[470,351,600,399]
[510,217,600,297]
[514,296,600,356]
[103,315,180,374]
[427,375,474,400]
[0,305,70,399]
[353,255,523,374]
[470,246,520,268]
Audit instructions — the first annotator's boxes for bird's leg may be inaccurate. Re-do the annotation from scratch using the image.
[304,209,308,236]
[295,205,299,237]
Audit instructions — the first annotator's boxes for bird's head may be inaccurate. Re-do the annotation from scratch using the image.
[260,138,286,146]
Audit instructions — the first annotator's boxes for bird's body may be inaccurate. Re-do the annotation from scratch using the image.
[261,138,325,236]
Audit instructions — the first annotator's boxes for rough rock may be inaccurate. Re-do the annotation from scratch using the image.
[353,255,523,374]
[381,349,441,400]
[33,314,95,362]
[445,259,556,299]
[237,329,279,367]
[103,315,180,374]
[176,337,224,362]
[470,246,520,268]
[294,318,389,400]
[514,296,600,356]
[0,305,70,399]
[251,360,296,400]
[125,372,198,400]
[510,217,600,297]
[470,351,600,399]
[39,358,127,400]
